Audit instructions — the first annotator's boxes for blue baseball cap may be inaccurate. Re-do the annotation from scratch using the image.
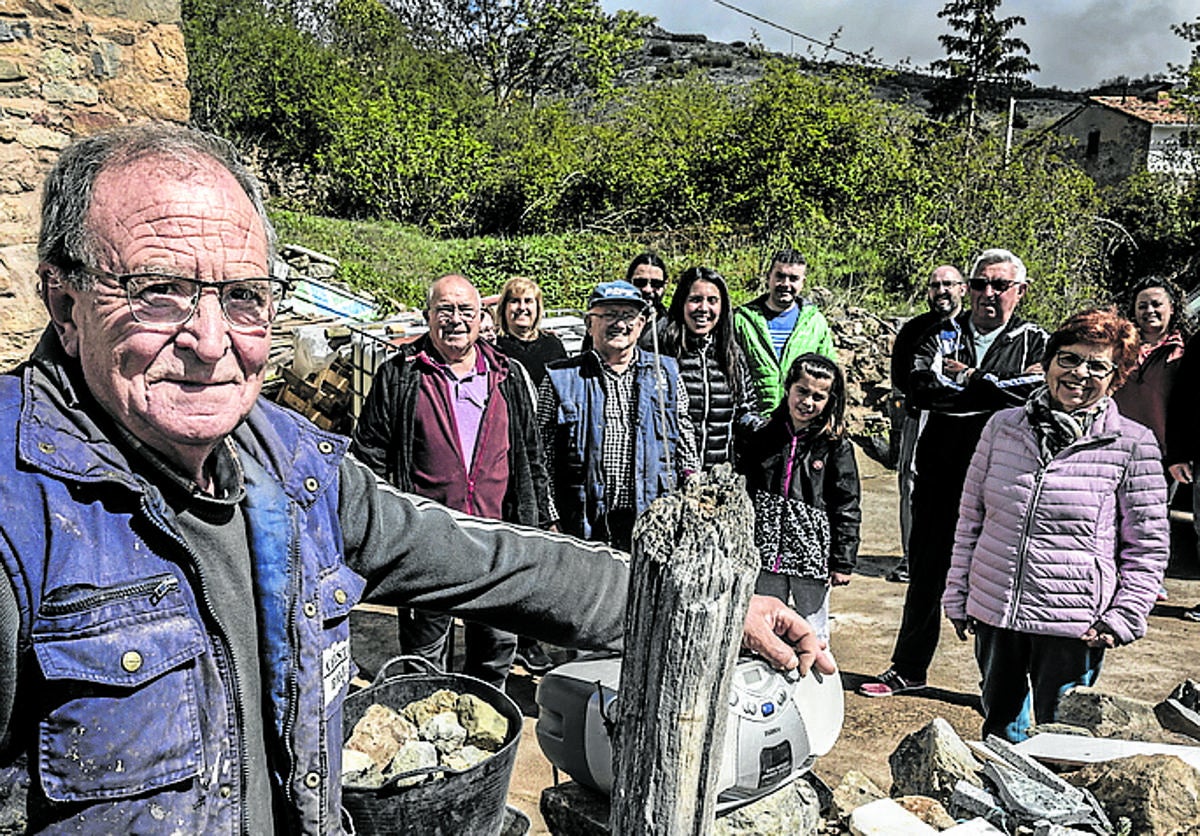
[587,280,647,311]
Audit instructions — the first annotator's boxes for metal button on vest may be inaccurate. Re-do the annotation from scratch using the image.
[37,442,55,454]
[304,601,317,618]
[121,650,143,673]
[304,477,320,493]
[304,771,321,789]
[219,785,232,798]
[318,441,334,454]
[334,589,347,605]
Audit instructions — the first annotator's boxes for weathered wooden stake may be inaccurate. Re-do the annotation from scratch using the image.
[609,463,759,835]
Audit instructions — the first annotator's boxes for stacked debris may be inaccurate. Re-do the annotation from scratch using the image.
[830,683,1200,835]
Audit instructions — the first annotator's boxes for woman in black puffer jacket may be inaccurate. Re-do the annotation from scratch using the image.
[656,267,763,469]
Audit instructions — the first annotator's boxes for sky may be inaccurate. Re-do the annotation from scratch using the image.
[600,1,1198,91]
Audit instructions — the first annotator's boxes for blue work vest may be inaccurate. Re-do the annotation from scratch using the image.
[0,357,363,834]
[543,351,682,540]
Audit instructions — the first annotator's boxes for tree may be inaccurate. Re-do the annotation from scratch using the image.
[930,0,1039,129]
[1173,15,1200,120]
[385,0,651,105]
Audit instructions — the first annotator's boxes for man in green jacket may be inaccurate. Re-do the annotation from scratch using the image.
[734,249,838,413]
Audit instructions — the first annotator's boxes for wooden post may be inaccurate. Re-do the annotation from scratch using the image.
[609,463,759,835]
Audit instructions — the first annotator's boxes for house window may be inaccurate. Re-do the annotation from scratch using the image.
[1086,130,1100,157]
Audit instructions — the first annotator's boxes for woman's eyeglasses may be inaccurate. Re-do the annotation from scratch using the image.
[1053,350,1115,378]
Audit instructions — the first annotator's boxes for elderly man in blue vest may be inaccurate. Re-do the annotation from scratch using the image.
[0,125,832,833]
[538,280,699,551]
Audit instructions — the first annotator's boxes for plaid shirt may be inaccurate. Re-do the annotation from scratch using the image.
[537,349,697,517]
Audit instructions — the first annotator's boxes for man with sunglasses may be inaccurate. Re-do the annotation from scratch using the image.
[733,249,837,414]
[350,274,549,689]
[625,252,670,350]
[862,248,1047,698]
[0,126,830,833]
[538,280,698,551]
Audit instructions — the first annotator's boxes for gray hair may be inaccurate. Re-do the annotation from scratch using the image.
[38,124,277,290]
[969,248,1027,284]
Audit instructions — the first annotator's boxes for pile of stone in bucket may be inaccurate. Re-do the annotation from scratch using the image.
[342,689,509,789]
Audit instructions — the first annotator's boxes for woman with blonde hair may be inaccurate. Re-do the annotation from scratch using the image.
[495,276,567,387]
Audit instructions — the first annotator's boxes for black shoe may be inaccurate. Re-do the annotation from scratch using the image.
[1184,605,1200,623]
[515,641,554,673]
[887,564,910,583]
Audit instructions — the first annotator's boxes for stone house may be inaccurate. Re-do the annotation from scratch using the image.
[1051,91,1197,186]
[0,0,187,365]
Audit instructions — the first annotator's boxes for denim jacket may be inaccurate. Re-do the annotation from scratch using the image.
[543,351,683,539]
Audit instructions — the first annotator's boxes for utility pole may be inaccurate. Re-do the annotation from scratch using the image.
[1004,95,1016,163]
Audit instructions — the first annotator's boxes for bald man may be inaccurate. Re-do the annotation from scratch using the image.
[351,274,551,687]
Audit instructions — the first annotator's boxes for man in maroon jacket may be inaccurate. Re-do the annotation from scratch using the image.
[351,274,550,687]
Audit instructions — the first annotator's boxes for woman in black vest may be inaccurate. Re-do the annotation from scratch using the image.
[657,266,763,469]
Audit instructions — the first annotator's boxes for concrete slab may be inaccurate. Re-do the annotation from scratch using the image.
[848,797,938,835]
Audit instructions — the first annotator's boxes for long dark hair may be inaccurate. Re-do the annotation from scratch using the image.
[782,353,846,440]
[659,266,747,403]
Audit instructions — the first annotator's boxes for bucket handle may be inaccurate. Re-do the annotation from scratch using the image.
[369,655,442,687]
[371,758,480,791]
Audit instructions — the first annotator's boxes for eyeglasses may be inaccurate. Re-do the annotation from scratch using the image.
[590,310,644,325]
[631,277,666,290]
[431,305,480,323]
[928,280,964,290]
[1053,350,1116,378]
[81,267,289,330]
[968,278,1018,293]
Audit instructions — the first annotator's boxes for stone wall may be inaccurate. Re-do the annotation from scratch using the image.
[0,0,186,367]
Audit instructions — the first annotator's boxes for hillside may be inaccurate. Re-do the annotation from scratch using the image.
[624,25,1083,136]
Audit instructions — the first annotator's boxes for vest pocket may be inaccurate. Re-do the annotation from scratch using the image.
[32,588,206,803]
[318,565,364,719]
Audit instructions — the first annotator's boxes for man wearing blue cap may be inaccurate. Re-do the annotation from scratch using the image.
[538,280,698,550]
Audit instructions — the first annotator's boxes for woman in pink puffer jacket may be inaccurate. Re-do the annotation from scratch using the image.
[943,307,1169,742]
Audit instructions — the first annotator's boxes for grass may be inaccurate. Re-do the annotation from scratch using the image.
[269,208,914,317]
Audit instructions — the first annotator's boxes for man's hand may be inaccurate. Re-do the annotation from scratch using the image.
[950,617,974,642]
[1169,462,1194,484]
[830,571,852,587]
[742,594,837,676]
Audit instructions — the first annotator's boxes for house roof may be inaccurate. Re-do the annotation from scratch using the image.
[1090,95,1194,126]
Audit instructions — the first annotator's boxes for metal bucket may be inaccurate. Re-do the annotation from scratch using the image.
[342,657,523,835]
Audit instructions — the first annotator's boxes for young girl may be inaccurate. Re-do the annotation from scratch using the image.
[741,353,862,641]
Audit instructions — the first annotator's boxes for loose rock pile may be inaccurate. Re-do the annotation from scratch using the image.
[828,683,1200,835]
[342,689,509,790]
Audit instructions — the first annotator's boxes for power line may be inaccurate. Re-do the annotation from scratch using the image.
[710,0,923,76]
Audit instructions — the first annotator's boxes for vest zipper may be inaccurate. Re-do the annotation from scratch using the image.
[698,347,711,465]
[40,575,179,615]
[139,494,252,836]
[280,504,304,814]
